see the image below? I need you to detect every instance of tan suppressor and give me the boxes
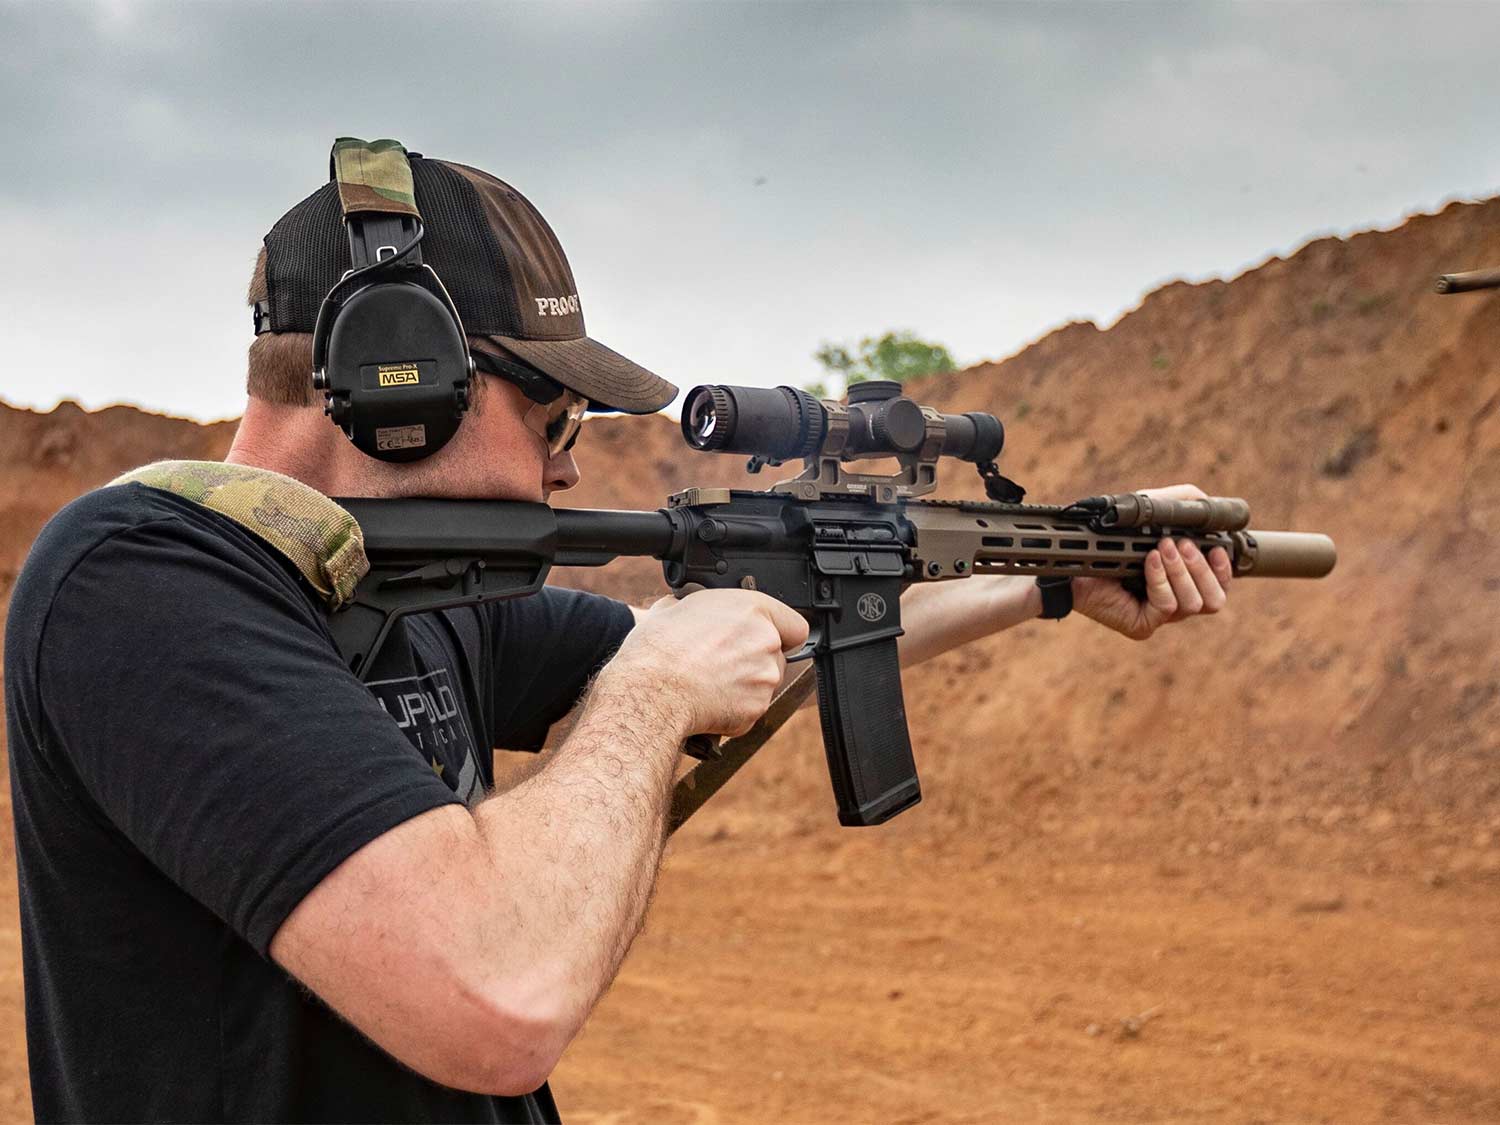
[1229,530,1335,578]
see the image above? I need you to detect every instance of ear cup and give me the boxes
[321,281,471,463]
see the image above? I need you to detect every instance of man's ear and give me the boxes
[466,369,486,417]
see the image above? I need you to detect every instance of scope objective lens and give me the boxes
[688,395,718,443]
[681,385,824,459]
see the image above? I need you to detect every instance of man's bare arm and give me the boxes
[270,590,808,1096]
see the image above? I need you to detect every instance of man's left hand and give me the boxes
[1071,483,1233,641]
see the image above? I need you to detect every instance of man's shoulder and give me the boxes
[17,482,261,593]
[11,484,165,618]
[28,482,164,560]
[7,482,304,657]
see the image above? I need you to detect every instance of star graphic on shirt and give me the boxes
[430,757,445,779]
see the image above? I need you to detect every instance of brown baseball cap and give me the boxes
[256,154,677,414]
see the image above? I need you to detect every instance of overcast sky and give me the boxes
[3,1,1498,422]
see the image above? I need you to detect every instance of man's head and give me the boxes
[235,152,676,501]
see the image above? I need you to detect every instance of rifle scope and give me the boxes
[682,382,1005,464]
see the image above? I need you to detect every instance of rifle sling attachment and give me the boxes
[1036,575,1074,619]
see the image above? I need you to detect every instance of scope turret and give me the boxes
[681,383,1005,465]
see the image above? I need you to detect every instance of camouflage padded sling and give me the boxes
[110,461,369,610]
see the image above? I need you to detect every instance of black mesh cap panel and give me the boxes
[409,161,518,331]
[263,181,345,333]
[262,159,521,335]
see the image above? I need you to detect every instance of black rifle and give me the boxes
[333,381,1335,829]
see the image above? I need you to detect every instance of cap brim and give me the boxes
[482,335,677,415]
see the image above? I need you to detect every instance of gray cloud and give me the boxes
[2,1,1498,420]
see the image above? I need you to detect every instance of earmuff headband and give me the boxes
[329,137,421,219]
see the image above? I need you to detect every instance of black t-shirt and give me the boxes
[3,483,635,1123]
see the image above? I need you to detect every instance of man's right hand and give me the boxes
[602,589,810,740]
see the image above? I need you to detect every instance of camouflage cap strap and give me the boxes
[109,461,369,610]
[329,137,420,219]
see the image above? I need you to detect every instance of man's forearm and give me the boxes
[897,573,1044,668]
[471,667,681,1033]
[490,573,1042,1005]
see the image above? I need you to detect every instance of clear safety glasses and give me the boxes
[470,348,588,456]
[523,391,587,456]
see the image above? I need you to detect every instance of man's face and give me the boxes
[391,373,582,503]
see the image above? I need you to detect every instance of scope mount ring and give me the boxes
[770,448,941,502]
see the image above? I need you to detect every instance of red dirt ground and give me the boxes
[1,197,1498,1122]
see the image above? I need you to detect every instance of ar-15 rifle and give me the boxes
[332,380,1335,829]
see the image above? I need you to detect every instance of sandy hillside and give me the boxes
[2,197,1499,1122]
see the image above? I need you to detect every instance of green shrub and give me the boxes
[814,331,957,389]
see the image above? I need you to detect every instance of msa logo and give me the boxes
[377,364,421,387]
[856,593,887,622]
[535,294,581,317]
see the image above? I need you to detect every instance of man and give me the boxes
[4,150,1232,1123]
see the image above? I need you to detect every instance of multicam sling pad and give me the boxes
[110,461,368,610]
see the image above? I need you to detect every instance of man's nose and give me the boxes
[543,450,580,497]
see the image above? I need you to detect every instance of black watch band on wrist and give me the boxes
[1036,576,1074,620]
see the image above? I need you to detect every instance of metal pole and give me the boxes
[1435,267,1500,294]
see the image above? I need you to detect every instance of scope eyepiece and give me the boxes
[941,412,1005,464]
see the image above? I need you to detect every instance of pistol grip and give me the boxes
[813,637,921,826]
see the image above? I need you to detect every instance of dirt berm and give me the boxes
[1,198,1497,1122]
